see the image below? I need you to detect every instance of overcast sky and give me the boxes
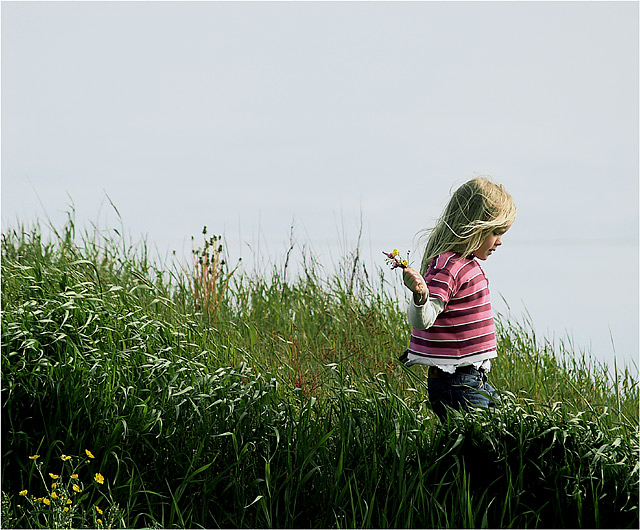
[2,1,638,364]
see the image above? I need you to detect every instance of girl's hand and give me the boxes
[403,267,428,305]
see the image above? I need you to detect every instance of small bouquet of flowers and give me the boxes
[382,248,409,270]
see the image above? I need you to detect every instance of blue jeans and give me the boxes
[427,365,498,421]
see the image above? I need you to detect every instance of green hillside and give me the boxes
[2,219,637,528]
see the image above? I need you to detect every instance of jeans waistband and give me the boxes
[428,365,481,379]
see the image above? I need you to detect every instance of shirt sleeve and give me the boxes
[407,296,445,330]
[425,266,455,304]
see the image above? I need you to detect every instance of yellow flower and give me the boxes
[51,491,58,500]
[383,248,410,270]
[70,473,78,479]
[42,498,51,506]
[97,519,103,526]
[19,490,27,496]
[51,483,57,490]
[73,484,82,493]
[61,454,72,461]
[49,473,59,480]
[94,472,104,485]
[96,505,103,515]
[66,498,73,505]
[28,455,40,460]
[63,507,69,512]
[85,449,95,459]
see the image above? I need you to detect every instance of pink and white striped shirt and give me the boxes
[406,251,497,369]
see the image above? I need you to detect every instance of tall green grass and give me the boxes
[2,217,638,528]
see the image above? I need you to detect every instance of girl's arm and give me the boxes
[402,267,428,305]
[403,266,445,330]
[407,296,444,330]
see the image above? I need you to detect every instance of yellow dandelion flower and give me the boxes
[85,449,95,459]
[96,505,103,515]
[97,519,103,525]
[66,498,73,505]
[94,472,104,485]
[28,454,40,460]
[402,260,409,267]
[73,484,82,493]
[51,483,57,490]
[51,491,58,500]
[63,507,69,512]
[19,490,27,496]
[392,248,399,256]
[49,473,59,480]
[42,498,51,506]
[70,473,78,479]
[61,454,72,461]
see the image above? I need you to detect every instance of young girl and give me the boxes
[400,177,516,421]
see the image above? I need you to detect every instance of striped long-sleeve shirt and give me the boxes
[405,251,497,369]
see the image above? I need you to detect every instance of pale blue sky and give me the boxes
[2,1,638,366]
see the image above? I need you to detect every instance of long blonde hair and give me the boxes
[419,177,517,274]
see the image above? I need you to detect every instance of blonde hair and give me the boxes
[419,177,517,274]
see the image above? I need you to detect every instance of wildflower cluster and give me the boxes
[7,449,123,529]
[382,248,409,270]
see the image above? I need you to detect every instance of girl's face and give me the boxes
[473,226,510,260]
